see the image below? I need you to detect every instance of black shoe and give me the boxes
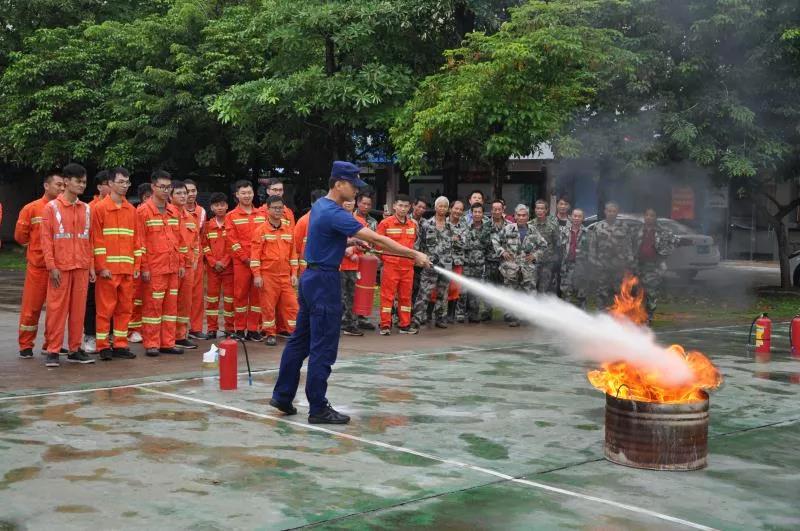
[481,314,492,322]
[308,403,350,424]
[112,348,137,359]
[265,335,277,346]
[245,331,263,342]
[188,330,209,340]
[468,318,481,323]
[269,398,297,415]
[145,348,160,357]
[342,326,364,337]
[159,347,184,355]
[176,339,198,350]
[19,348,34,359]
[223,329,235,338]
[59,348,70,354]
[67,351,95,364]
[434,321,448,329]
[399,326,419,335]
[45,353,60,367]
[99,349,113,361]
[357,320,376,331]
[276,331,292,339]
[229,331,246,341]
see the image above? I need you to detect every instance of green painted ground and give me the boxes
[0,327,798,530]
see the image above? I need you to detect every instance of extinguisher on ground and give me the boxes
[747,313,772,359]
[790,315,800,358]
[218,336,253,390]
[353,254,379,317]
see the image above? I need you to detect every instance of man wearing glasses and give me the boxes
[91,167,139,361]
[264,177,296,227]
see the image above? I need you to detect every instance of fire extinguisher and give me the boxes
[790,315,800,358]
[353,254,379,317]
[748,313,772,357]
[218,336,253,390]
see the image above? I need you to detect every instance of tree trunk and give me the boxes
[490,158,506,200]
[757,190,800,289]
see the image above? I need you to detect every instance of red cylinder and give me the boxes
[790,315,800,358]
[754,314,772,357]
[218,338,238,391]
[353,254,379,317]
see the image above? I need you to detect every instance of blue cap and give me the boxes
[331,161,367,188]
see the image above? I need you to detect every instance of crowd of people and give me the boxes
[14,164,677,367]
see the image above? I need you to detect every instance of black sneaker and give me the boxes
[19,348,34,359]
[45,353,60,367]
[434,321,448,329]
[342,326,364,337]
[159,347,184,355]
[357,320,376,331]
[276,331,292,339]
[468,318,481,323]
[145,348,160,357]
[223,330,235,338]
[399,326,419,335]
[99,349,113,361]
[269,398,297,415]
[309,403,350,424]
[176,339,198,350]
[265,335,277,346]
[112,348,137,359]
[67,351,95,364]
[245,331,263,342]
[188,330,209,340]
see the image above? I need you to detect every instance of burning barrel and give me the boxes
[604,391,709,471]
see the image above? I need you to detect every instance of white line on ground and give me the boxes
[138,386,717,531]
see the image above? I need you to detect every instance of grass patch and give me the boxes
[0,245,27,271]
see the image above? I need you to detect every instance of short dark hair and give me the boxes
[94,169,109,186]
[44,171,62,184]
[265,177,282,188]
[413,197,428,207]
[109,167,129,181]
[451,200,465,209]
[63,163,87,179]
[151,169,172,183]
[491,198,505,207]
[209,192,228,205]
[234,179,252,192]
[557,195,571,204]
[170,180,186,194]
[469,189,484,200]
[470,202,484,212]
[328,177,341,189]
[310,189,327,203]
[183,178,198,188]
[356,192,372,203]
[265,195,284,208]
[644,207,657,215]
[395,193,411,204]
[534,199,548,208]
[137,183,151,201]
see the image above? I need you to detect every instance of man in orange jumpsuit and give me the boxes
[339,199,365,337]
[137,170,186,357]
[251,196,299,346]
[294,189,327,278]
[41,163,95,367]
[203,192,234,337]
[184,179,209,340]
[128,183,152,343]
[81,170,111,354]
[15,171,64,358]
[376,194,418,336]
[264,177,296,227]
[225,180,265,341]
[170,181,200,350]
[91,167,139,361]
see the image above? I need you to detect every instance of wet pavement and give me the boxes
[1,321,798,530]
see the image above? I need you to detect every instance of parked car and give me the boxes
[789,250,800,287]
[583,214,720,279]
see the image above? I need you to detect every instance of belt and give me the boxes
[306,264,339,272]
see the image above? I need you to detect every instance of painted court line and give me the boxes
[138,386,717,531]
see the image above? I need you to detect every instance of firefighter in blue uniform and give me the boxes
[270,161,431,424]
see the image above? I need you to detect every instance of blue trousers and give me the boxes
[272,269,342,415]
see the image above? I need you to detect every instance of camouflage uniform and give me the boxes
[449,217,469,321]
[587,219,635,309]
[481,218,510,320]
[559,224,589,307]
[632,224,678,319]
[460,221,493,321]
[494,223,548,321]
[413,217,455,326]
[530,216,561,293]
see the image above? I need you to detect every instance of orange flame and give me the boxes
[587,275,723,403]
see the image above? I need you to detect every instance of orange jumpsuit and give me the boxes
[224,205,265,333]
[176,206,200,340]
[294,211,310,276]
[376,216,417,329]
[41,196,92,354]
[136,199,185,349]
[92,195,139,351]
[129,278,144,334]
[250,220,298,336]
[187,205,207,332]
[203,217,234,333]
[15,195,52,351]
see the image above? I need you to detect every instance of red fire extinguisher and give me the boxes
[353,254,379,317]
[748,313,772,358]
[218,338,238,391]
[790,315,800,358]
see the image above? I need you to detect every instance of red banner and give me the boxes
[671,186,695,220]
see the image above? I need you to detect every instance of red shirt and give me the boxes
[568,228,580,262]
[639,227,657,261]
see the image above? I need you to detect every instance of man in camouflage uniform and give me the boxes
[530,199,561,293]
[587,201,635,309]
[413,196,455,329]
[493,204,548,327]
[559,208,589,307]
[355,193,378,231]
[481,199,510,321]
[460,202,493,322]
[448,200,469,322]
[632,208,678,323]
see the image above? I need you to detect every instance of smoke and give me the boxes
[434,267,694,385]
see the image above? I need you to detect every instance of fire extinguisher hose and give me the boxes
[232,335,253,386]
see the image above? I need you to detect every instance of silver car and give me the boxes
[584,214,720,279]
[789,251,800,286]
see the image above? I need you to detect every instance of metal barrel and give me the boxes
[604,391,709,471]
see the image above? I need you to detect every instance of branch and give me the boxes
[757,190,800,221]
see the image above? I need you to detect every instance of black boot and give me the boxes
[446,301,456,323]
